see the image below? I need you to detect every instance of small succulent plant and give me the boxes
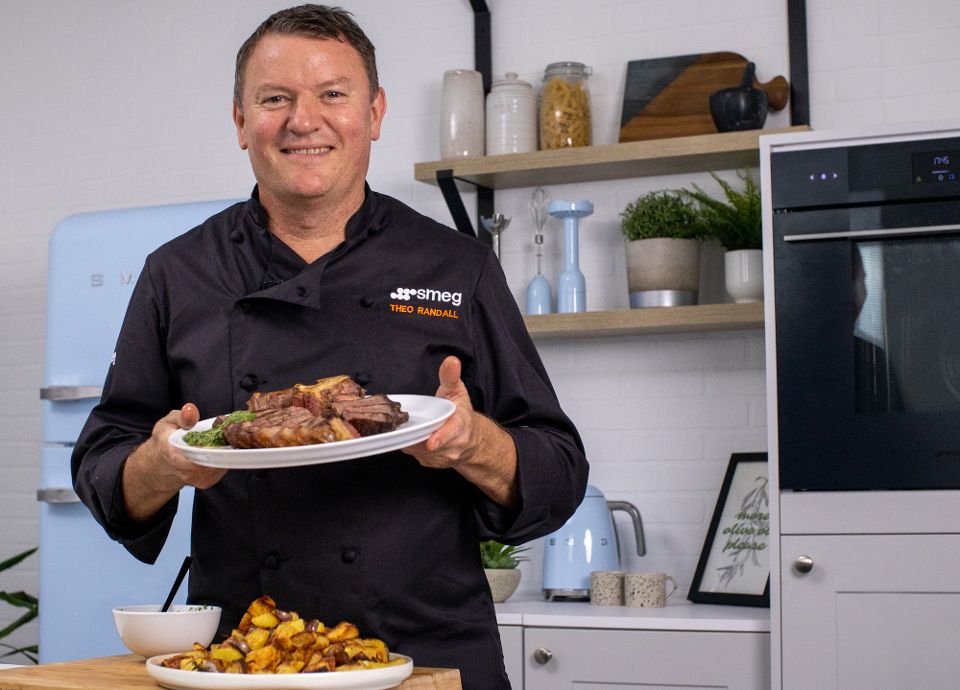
[479,540,531,569]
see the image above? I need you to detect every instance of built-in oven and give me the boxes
[765,125,960,491]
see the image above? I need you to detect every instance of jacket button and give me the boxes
[355,373,370,386]
[229,230,244,244]
[296,285,308,297]
[263,552,281,570]
[360,295,374,307]
[341,548,358,564]
[240,375,258,391]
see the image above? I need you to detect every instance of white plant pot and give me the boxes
[724,249,764,303]
[485,568,521,603]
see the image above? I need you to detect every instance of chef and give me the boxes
[71,5,588,689]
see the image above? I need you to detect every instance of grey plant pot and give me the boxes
[625,237,701,307]
[485,568,521,603]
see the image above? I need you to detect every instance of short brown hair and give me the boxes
[234,4,379,106]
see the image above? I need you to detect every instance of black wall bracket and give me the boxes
[437,169,493,240]
[787,0,810,126]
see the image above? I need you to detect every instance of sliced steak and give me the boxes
[330,394,410,436]
[227,376,407,448]
[246,388,298,412]
[246,375,365,415]
[222,407,361,448]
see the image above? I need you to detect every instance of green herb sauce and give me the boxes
[183,410,257,447]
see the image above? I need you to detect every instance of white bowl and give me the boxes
[112,604,221,657]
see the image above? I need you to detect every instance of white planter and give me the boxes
[485,568,521,603]
[724,249,764,303]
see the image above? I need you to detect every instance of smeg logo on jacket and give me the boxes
[388,286,462,320]
[390,286,462,307]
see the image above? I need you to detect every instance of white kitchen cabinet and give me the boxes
[497,624,523,689]
[523,626,769,689]
[779,532,960,690]
[771,491,960,689]
[496,598,769,690]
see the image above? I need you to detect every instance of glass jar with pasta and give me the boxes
[538,61,593,149]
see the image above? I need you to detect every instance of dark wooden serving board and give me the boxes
[619,51,789,142]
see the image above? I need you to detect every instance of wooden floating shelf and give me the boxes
[414,127,809,190]
[522,302,765,340]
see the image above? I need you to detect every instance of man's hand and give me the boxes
[402,356,518,507]
[122,403,227,521]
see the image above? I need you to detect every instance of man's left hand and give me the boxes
[402,356,518,506]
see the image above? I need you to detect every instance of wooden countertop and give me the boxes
[0,654,461,690]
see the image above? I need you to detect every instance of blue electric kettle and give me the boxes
[542,484,646,600]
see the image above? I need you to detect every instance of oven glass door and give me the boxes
[774,200,960,490]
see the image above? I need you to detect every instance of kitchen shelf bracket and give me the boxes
[436,169,493,239]
[787,0,810,125]
[470,0,492,93]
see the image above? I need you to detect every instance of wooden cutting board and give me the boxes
[619,51,789,142]
[0,655,462,690]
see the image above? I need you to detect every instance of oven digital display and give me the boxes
[912,150,960,183]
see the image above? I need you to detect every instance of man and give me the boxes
[72,5,588,689]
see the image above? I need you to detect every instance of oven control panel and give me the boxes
[912,149,960,184]
[771,135,960,210]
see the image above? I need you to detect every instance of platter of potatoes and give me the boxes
[145,595,412,690]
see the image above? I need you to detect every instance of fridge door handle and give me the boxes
[37,488,81,504]
[40,385,103,401]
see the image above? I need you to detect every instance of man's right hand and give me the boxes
[121,403,228,521]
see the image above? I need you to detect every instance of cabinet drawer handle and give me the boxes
[533,647,553,665]
[794,555,814,574]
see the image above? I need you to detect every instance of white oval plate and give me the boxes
[145,653,413,690]
[169,395,455,470]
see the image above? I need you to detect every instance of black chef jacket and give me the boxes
[72,186,588,690]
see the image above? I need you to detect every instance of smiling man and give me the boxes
[71,6,588,690]
[232,29,384,262]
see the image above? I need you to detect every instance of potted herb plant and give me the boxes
[480,540,530,603]
[682,168,763,303]
[619,189,709,308]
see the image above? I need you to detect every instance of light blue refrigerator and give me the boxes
[38,199,239,662]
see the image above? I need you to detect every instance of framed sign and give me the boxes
[688,453,770,607]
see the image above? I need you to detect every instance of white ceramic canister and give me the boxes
[485,72,537,155]
[439,69,485,159]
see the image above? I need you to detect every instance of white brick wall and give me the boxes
[1,0,958,655]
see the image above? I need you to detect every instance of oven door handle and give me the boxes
[783,223,960,242]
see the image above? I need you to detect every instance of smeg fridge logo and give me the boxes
[90,272,136,287]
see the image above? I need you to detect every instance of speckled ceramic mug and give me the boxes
[624,571,678,608]
[589,570,625,606]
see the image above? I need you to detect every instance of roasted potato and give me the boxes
[161,596,398,675]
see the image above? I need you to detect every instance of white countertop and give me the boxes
[495,594,769,632]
